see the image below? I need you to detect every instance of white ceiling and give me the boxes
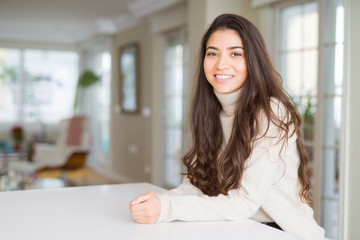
[0,0,182,44]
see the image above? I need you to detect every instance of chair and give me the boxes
[9,115,91,182]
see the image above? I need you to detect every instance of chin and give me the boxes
[214,88,237,94]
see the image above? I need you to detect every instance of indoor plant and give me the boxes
[73,69,100,114]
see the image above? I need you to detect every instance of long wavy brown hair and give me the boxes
[183,14,311,203]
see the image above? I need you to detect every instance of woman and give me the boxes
[129,14,325,240]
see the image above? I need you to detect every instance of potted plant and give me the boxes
[303,97,315,141]
[73,69,100,114]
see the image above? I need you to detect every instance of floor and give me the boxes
[36,166,120,187]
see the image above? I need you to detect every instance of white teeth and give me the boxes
[216,75,233,79]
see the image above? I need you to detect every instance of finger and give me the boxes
[131,207,154,218]
[135,219,148,224]
[129,202,134,212]
[135,217,157,224]
[130,192,154,205]
[130,203,148,214]
[131,208,148,221]
[130,208,145,217]
[130,201,148,212]
[131,207,155,219]
[132,213,158,224]
[129,200,144,209]
[129,203,145,217]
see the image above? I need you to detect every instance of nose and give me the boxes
[216,55,230,69]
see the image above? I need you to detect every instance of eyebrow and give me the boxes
[206,46,244,51]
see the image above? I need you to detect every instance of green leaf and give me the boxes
[73,70,100,114]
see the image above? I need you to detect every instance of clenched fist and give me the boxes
[129,192,161,224]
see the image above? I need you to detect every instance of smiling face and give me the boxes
[204,29,247,94]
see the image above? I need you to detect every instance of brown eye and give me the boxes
[206,52,217,56]
[232,52,242,57]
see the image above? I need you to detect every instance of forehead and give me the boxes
[206,29,243,47]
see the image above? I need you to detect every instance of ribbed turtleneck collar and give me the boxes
[214,88,242,116]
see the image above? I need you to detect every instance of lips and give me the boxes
[215,74,234,82]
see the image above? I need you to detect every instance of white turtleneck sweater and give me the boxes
[157,88,325,240]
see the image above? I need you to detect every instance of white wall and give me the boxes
[111,22,153,183]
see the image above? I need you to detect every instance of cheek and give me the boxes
[204,56,216,69]
[241,66,248,78]
[236,60,247,76]
[243,68,248,80]
[203,59,210,73]
[203,61,211,79]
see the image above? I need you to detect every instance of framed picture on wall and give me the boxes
[119,42,139,113]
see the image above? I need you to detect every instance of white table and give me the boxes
[0,183,301,240]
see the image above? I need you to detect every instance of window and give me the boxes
[0,48,78,127]
[91,51,111,163]
[278,0,319,198]
[278,1,344,239]
[76,36,113,167]
[320,1,344,239]
[161,29,188,188]
[0,48,21,124]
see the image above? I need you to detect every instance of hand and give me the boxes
[129,191,161,224]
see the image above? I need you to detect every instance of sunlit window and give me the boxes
[0,48,21,123]
[278,1,344,239]
[0,48,78,126]
[93,51,111,160]
[162,29,188,188]
[279,0,319,194]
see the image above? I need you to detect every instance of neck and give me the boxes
[214,88,242,115]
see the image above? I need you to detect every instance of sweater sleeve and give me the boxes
[157,102,293,222]
[160,176,204,196]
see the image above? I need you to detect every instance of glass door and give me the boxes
[161,29,188,188]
